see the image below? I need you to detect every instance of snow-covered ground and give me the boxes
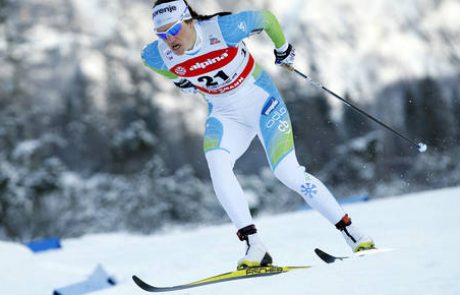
[2,186,460,295]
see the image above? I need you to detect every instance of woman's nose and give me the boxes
[166,34,177,42]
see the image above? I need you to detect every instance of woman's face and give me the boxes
[156,20,196,55]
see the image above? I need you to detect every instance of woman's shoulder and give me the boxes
[216,10,264,32]
[142,40,166,69]
[142,40,160,57]
[217,10,259,22]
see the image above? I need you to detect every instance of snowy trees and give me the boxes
[289,92,340,171]
[342,93,371,140]
[418,77,456,150]
[0,150,224,240]
[404,77,457,151]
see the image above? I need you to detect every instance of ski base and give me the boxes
[315,247,394,264]
[132,265,310,292]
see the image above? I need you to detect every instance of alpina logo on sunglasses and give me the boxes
[153,5,177,17]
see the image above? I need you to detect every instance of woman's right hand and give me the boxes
[173,78,198,94]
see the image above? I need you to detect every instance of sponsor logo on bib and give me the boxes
[209,37,221,45]
[170,47,242,78]
[190,52,229,71]
[174,66,187,75]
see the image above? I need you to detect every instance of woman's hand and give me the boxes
[274,43,296,66]
[174,79,198,94]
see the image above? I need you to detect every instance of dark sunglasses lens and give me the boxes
[156,33,168,39]
[156,21,182,40]
[168,22,183,36]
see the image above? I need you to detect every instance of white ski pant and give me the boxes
[203,71,345,230]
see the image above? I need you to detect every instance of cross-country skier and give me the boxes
[143,0,375,269]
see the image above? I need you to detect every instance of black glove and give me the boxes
[274,43,296,65]
[173,79,198,94]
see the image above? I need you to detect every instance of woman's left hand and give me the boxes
[274,43,296,66]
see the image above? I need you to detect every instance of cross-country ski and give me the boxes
[132,247,395,292]
[314,248,395,264]
[132,265,310,292]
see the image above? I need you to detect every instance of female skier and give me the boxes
[143,0,375,269]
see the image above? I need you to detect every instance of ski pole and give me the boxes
[283,65,427,153]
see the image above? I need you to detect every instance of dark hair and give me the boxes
[153,0,231,21]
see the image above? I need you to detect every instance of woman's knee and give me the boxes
[205,149,235,177]
[273,152,306,188]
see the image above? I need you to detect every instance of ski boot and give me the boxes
[336,214,375,253]
[236,225,273,270]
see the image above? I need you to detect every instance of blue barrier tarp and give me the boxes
[25,237,62,253]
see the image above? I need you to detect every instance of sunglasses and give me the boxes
[154,6,189,40]
[155,19,183,40]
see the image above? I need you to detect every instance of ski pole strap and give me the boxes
[335,214,352,231]
[237,224,257,241]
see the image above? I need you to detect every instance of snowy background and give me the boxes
[1,0,460,256]
[1,186,460,294]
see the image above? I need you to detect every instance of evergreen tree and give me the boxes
[289,93,340,170]
[417,77,456,150]
[452,87,460,141]
[403,85,421,140]
[342,93,371,139]
[0,0,7,23]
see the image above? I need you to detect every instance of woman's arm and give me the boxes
[218,10,287,49]
[141,41,178,80]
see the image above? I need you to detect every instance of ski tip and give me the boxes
[314,248,330,258]
[132,275,144,286]
[314,248,338,264]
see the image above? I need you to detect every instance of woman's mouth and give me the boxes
[172,44,181,51]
